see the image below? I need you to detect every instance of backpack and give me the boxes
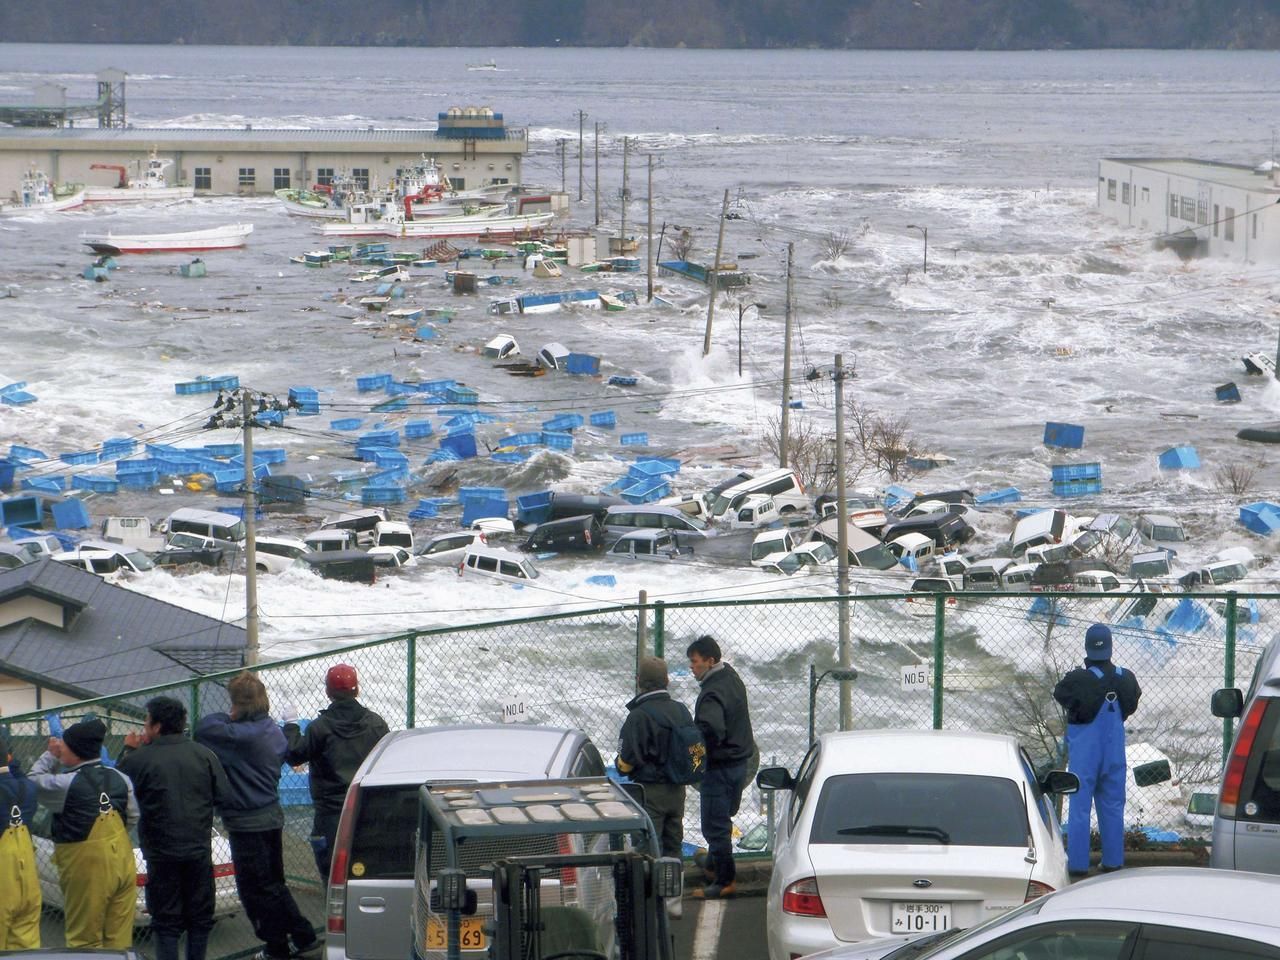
[642,701,706,786]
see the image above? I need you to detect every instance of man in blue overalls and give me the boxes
[1053,623,1142,878]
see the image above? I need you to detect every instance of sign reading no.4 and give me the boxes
[501,696,528,723]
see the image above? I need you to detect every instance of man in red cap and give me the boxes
[281,664,389,878]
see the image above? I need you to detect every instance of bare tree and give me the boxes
[670,227,695,261]
[819,230,853,261]
[1215,461,1260,497]
[845,398,921,482]
[758,414,833,490]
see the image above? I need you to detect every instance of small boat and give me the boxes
[531,257,562,279]
[385,306,425,323]
[599,294,627,312]
[276,187,350,219]
[79,223,253,255]
[83,152,196,203]
[467,59,499,71]
[0,169,85,216]
[319,207,555,241]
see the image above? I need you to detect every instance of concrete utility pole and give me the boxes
[779,242,795,466]
[576,111,586,201]
[619,136,630,249]
[702,189,730,357]
[241,391,260,666]
[646,155,654,303]
[556,138,567,193]
[594,122,601,226]
[833,353,852,729]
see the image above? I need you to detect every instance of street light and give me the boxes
[906,223,928,274]
[808,664,860,747]
[736,301,767,377]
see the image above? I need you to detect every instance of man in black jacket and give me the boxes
[119,696,230,960]
[282,663,390,878]
[687,635,755,900]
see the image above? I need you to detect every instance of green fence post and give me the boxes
[191,679,200,723]
[1224,592,1237,767]
[406,633,417,729]
[932,594,945,730]
[653,601,665,659]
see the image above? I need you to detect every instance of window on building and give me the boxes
[194,167,211,191]
[451,177,466,190]
[1141,187,1150,204]
[1197,200,1208,225]
[352,168,370,190]
[1180,197,1196,221]
[273,168,291,190]
[1169,194,1179,217]
[1122,182,1131,204]
[1214,204,1220,237]
[1225,207,1236,242]
[238,167,256,190]
[1107,179,1116,200]
[491,178,509,185]
[316,167,335,186]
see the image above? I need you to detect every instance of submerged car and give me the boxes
[757,729,1075,959]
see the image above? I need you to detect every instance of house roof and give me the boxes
[1103,157,1280,195]
[0,559,245,702]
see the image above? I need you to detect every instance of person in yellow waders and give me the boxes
[29,718,139,949]
[0,732,41,949]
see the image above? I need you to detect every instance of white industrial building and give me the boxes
[0,107,528,198]
[1097,157,1280,263]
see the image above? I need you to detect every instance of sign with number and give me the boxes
[501,696,527,723]
[900,664,930,691]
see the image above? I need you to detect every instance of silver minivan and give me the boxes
[1211,634,1280,875]
[325,725,606,960]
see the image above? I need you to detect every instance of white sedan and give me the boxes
[758,730,1074,960]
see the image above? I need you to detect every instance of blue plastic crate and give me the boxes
[1050,462,1102,482]
[357,373,393,392]
[1240,502,1280,535]
[9,446,48,463]
[498,432,541,448]
[359,430,400,449]
[619,433,648,446]
[254,448,288,466]
[22,476,65,493]
[418,379,457,394]
[490,451,528,464]
[174,378,215,395]
[0,388,36,406]
[1052,479,1103,497]
[289,386,318,403]
[205,443,243,459]
[208,375,239,391]
[404,420,434,439]
[213,468,246,493]
[1158,446,1200,470]
[621,479,671,504]
[0,495,43,528]
[564,353,601,376]
[542,414,585,432]
[438,433,477,459]
[415,326,437,340]
[1216,382,1242,403]
[101,438,137,460]
[386,381,419,397]
[629,459,679,479]
[462,496,508,526]
[255,410,284,426]
[0,462,13,492]
[374,450,409,469]
[59,451,99,466]
[516,492,553,525]
[330,418,363,431]
[974,486,1022,505]
[115,458,158,474]
[362,485,406,505]
[445,386,479,405]
[589,411,617,429]
[373,398,409,413]
[52,499,92,530]
[541,431,575,450]
[1043,422,1085,449]
[118,470,159,490]
[72,474,120,494]
[608,376,638,387]
[882,484,914,509]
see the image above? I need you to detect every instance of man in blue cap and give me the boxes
[1053,623,1142,878]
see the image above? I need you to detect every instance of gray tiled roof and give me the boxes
[0,559,245,701]
[0,128,525,144]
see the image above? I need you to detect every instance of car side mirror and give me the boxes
[756,766,795,791]
[1040,770,1079,795]
[1132,759,1172,788]
[1211,687,1244,719]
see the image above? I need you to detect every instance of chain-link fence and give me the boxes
[2,588,1269,958]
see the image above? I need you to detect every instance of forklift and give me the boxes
[413,776,682,960]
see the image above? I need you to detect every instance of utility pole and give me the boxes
[240,391,260,666]
[556,138,567,193]
[779,242,795,466]
[833,353,852,729]
[646,155,654,303]
[702,189,730,357]
[619,136,630,251]
[576,110,586,201]
[594,121,602,226]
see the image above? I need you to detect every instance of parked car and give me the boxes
[752,528,802,566]
[522,514,606,553]
[1008,509,1070,559]
[707,467,810,518]
[725,494,782,530]
[607,529,692,561]
[11,533,64,560]
[810,519,898,570]
[305,529,361,553]
[373,520,414,551]
[367,546,416,568]
[415,530,483,564]
[0,543,33,570]
[460,544,539,583]
[546,492,629,523]
[905,577,958,615]
[481,334,520,359]
[30,805,239,926]
[1137,512,1187,544]
[1210,631,1280,874]
[321,508,388,546]
[814,494,887,536]
[880,511,975,551]
[161,508,246,554]
[253,534,310,574]
[325,724,608,960]
[100,516,166,552]
[603,504,715,547]
[536,341,570,369]
[153,532,228,569]
[756,729,1075,958]
[301,549,376,584]
[796,868,1280,960]
[53,541,156,576]
[886,532,936,566]
[961,557,1015,591]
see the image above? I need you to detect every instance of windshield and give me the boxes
[1209,563,1247,585]
[752,539,786,561]
[856,542,899,570]
[125,550,155,571]
[681,512,708,530]
[804,542,836,564]
[770,554,803,575]
[1130,558,1170,579]
[168,533,204,549]
[810,773,1029,846]
[1187,792,1216,815]
[710,494,734,518]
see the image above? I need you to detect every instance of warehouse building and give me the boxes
[1097,157,1280,263]
[0,106,527,198]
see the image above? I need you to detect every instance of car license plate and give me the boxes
[891,902,951,934]
[424,916,487,951]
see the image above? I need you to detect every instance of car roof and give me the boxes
[168,507,241,523]
[1140,513,1181,524]
[465,544,529,560]
[256,534,308,547]
[359,724,582,786]
[814,729,1022,774]
[618,529,666,541]
[1035,868,1280,931]
[606,504,683,515]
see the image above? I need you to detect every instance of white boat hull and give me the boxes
[0,189,86,216]
[83,185,196,203]
[319,211,554,240]
[277,195,349,219]
[79,223,254,254]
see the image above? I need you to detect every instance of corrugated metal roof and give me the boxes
[0,559,245,699]
[1105,157,1280,194]
[0,127,524,144]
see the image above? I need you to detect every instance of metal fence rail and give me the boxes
[3,588,1269,959]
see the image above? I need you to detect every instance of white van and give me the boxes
[460,544,539,584]
[373,520,414,551]
[726,494,781,531]
[1009,509,1070,558]
[163,508,246,553]
[751,529,801,566]
[708,467,809,519]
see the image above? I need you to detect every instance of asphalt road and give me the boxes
[671,894,769,960]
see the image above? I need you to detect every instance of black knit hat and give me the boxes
[62,718,107,759]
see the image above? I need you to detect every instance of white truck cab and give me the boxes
[727,495,780,531]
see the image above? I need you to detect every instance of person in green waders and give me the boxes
[29,718,139,948]
[0,731,42,949]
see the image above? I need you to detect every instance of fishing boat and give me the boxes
[466,59,499,71]
[318,203,554,241]
[79,223,254,255]
[0,169,86,215]
[396,155,512,207]
[83,152,196,202]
